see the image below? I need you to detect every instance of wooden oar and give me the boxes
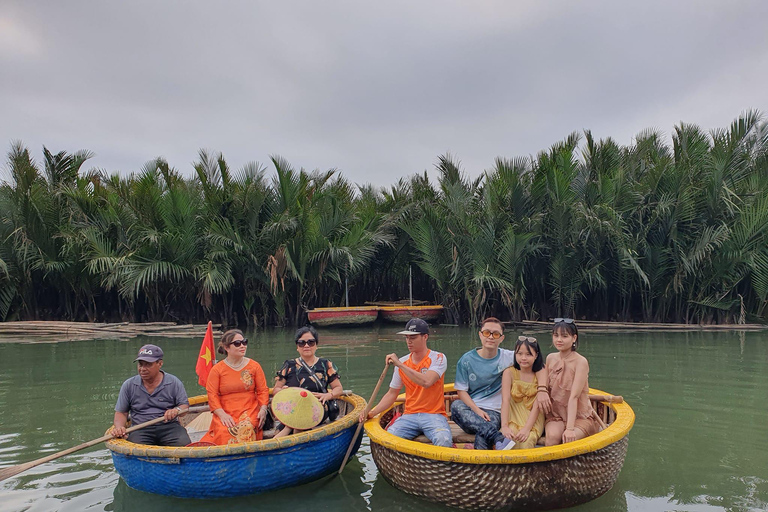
[0,405,208,482]
[588,394,623,403]
[337,361,390,475]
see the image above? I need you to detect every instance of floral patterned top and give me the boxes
[276,357,340,393]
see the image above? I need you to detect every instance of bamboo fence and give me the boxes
[0,321,223,343]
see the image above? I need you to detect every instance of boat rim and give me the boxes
[364,384,634,464]
[307,306,380,312]
[378,305,444,311]
[106,393,366,458]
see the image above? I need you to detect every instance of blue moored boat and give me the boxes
[106,393,366,498]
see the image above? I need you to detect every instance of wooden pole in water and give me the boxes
[0,405,208,482]
[409,265,413,307]
[338,362,390,475]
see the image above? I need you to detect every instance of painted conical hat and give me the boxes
[271,387,325,430]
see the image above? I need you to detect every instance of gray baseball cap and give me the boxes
[134,344,164,362]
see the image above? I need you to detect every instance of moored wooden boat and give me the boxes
[364,384,634,511]
[306,306,379,326]
[106,393,366,498]
[379,304,444,323]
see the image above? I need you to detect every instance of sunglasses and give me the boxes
[518,335,538,343]
[554,318,575,324]
[296,339,317,347]
[480,329,504,339]
[229,339,248,347]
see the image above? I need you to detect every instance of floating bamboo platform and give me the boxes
[0,321,223,343]
[508,319,768,331]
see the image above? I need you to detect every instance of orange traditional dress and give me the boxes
[201,358,270,445]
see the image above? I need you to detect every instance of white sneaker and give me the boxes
[495,438,516,450]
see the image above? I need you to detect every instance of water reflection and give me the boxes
[0,328,767,511]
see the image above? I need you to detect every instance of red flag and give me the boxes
[195,321,215,387]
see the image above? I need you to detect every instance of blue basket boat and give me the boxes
[106,393,366,498]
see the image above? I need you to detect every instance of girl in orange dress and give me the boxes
[201,329,270,445]
[544,319,601,446]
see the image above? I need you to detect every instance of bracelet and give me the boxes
[174,407,182,414]
[537,385,547,389]
[537,389,548,393]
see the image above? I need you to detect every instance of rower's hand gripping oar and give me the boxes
[337,361,391,475]
[0,405,208,482]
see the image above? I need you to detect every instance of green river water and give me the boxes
[0,326,766,512]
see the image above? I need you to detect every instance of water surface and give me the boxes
[0,326,766,511]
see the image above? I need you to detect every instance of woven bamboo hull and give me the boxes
[307,307,379,326]
[107,394,366,498]
[371,436,628,511]
[365,385,634,511]
[379,305,444,323]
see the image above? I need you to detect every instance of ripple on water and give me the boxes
[0,451,117,512]
[625,491,768,512]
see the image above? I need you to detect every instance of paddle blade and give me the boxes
[0,462,36,482]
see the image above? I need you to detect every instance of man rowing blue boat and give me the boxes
[110,344,191,446]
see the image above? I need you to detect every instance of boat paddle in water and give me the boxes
[338,361,391,474]
[0,405,208,482]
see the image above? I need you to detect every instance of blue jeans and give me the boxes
[450,400,501,450]
[387,413,453,447]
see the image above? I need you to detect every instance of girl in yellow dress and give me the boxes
[494,336,546,449]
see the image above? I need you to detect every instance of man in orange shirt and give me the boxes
[364,318,452,447]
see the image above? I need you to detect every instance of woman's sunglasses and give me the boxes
[229,339,248,347]
[518,335,538,343]
[480,329,504,339]
[296,339,317,347]
[554,318,575,324]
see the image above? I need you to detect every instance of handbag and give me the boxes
[297,358,340,422]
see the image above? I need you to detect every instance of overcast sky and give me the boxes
[2,1,767,187]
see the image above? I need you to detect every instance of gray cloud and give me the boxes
[2,1,767,186]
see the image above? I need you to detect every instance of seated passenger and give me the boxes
[361,319,452,448]
[273,326,343,437]
[200,330,270,445]
[450,317,515,449]
[545,319,601,446]
[451,318,550,449]
[479,336,546,450]
[111,344,191,446]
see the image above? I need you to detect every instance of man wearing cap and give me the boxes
[110,344,191,446]
[362,318,452,447]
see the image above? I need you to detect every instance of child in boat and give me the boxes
[478,336,546,450]
[544,318,601,445]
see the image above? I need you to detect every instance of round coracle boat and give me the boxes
[306,306,379,326]
[379,305,444,323]
[106,393,366,498]
[364,384,634,511]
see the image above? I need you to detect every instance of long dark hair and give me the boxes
[553,319,579,351]
[294,325,319,344]
[512,336,544,372]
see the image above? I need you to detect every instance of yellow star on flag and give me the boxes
[200,347,212,365]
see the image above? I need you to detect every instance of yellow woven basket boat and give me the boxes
[364,384,634,511]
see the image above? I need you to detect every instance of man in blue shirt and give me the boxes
[111,344,191,446]
[451,317,515,449]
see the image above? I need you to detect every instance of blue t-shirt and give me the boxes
[115,372,189,425]
[454,348,515,412]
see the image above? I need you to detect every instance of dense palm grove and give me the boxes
[2,112,768,326]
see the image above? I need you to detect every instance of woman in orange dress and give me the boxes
[201,329,270,445]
